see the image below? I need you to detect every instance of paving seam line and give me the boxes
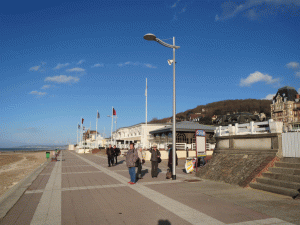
[71,152,225,225]
[0,159,50,220]
[24,180,184,194]
[30,154,62,225]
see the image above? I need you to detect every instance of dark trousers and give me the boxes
[107,155,114,166]
[151,161,158,177]
[136,161,142,179]
[114,155,118,164]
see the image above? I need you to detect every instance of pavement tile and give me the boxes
[62,187,192,225]
[62,172,122,188]
[0,193,42,225]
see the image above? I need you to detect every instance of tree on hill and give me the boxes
[147,99,272,124]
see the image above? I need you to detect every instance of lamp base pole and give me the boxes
[172,175,176,180]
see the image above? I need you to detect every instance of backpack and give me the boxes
[166,169,172,179]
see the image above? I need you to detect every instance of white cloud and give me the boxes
[45,75,79,83]
[286,61,299,69]
[296,71,300,77]
[77,60,85,65]
[54,63,70,70]
[92,63,104,68]
[29,65,41,71]
[66,67,85,72]
[118,61,156,68]
[41,85,51,90]
[29,91,46,96]
[144,63,157,69]
[264,94,275,100]
[240,71,280,87]
[216,0,300,21]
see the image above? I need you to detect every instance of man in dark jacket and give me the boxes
[168,145,178,174]
[106,144,115,167]
[113,145,120,164]
[149,145,161,178]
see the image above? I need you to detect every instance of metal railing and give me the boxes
[215,120,272,137]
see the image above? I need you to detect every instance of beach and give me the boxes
[0,151,51,197]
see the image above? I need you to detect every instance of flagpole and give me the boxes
[77,123,79,146]
[115,116,118,146]
[80,118,82,148]
[111,106,113,145]
[145,78,147,149]
[96,110,98,148]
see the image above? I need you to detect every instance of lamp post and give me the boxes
[143,33,180,180]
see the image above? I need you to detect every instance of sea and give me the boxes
[0,147,65,152]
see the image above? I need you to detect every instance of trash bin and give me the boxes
[46,152,50,159]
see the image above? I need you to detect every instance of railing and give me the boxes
[215,120,273,137]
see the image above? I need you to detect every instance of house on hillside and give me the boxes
[271,86,300,132]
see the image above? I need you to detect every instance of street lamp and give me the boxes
[143,33,180,180]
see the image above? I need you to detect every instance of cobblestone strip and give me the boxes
[30,154,62,225]
[71,152,224,225]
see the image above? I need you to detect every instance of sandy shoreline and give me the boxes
[0,151,53,197]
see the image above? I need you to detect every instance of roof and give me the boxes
[275,86,298,102]
[116,122,169,131]
[150,121,216,134]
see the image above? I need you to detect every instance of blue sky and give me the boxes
[1,0,300,147]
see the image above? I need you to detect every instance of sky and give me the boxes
[1,0,300,147]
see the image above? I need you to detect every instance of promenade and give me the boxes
[0,150,299,225]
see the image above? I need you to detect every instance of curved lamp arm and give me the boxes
[144,33,180,49]
[156,38,180,49]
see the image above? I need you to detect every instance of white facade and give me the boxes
[111,123,169,149]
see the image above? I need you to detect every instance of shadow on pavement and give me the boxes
[158,219,171,225]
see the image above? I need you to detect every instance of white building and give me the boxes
[76,130,104,153]
[111,123,169,149]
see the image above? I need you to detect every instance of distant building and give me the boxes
[112,123,168,148]
[271,86,300,132]
[215,112,260,126]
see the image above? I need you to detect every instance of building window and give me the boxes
[176,133,187,143]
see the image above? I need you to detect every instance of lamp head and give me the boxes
[144,33,156,41]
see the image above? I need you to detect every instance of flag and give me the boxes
[82,118,84,124]
[78,124,80,129]
[113,108,116,116]
[97,111,100,119]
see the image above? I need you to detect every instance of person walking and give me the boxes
[106,144,115,167]
[126,143,139,184]
[136,147,144,180]
[113,145,120,164]
[149,145,161,178]
[168,144,178,175]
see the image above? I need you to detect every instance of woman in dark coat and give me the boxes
[168,145,178,173]
[149,145,161,178]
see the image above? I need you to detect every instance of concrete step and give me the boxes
[249,182,299,198]
[256,177,300,190]
[282,157,300,164]
[275,162,300,169]
[262,172,300,183]
[269,167,300,175]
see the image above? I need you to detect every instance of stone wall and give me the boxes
[196,133,282,187]
[196,153,276,187]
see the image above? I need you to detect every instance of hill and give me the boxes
[149,99,272,124]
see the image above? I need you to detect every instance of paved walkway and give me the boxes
[0,150,299,225]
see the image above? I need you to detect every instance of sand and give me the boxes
[0,151,51,197]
